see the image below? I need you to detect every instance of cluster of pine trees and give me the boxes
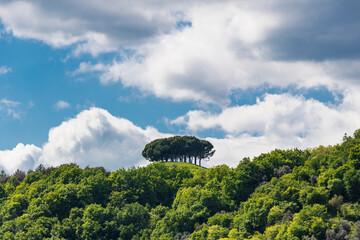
[1,130,360,239]
[142,136,215,166]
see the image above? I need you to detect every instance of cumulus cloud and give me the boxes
[1,0,360,171]
[174,92,360,167]
[0,108,168,173]
[0,143,42,174]
[4,0,358,59]
[76,4,282,104]
[54,100,70,110]
[95,56,360,105]
[204,137,283,168]
[38,107,168,169]
[73,2,360,105]
[2,1,359,104]
[0,66,11,74]
[1,102,359,171]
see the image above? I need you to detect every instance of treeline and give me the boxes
[0,130,360,239]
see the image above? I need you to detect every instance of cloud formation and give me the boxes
[1,1,360,171]
[0,66,11,74]
[2,1,359,104]
[3,1,359,59]
[1,100,360,171]
[71,1,360,105]
[54,100,70,110]
[174,92,360,167]
[0,108,167,173]
[0,98,21,119]
[265,0,360,61]
[38,108,167,169]
[0,143,41,173]
[0,0,189,55]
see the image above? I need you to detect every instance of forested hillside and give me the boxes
[1,130,360,239]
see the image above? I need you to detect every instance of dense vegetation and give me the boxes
[1,130,360,239]
[142,136,215,166]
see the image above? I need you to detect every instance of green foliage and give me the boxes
[299,187,329,205]
[117,203,150,239]
[328,178,346,196]
[343,168,360,200]
[207,212,233,228]
[0,129,360,239]
[142,136,215,166]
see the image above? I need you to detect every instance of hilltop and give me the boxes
[161,161,207,171]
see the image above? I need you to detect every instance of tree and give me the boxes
[142,136,215,166]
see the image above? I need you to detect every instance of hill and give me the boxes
[0,129,360,239]
[160,161,207,173]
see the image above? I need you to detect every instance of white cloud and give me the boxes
[0,143,42,174]
[72,62,106,76]
[175,92,360,167]
[0,99,19,107]
[0,66,11,74]
[0,98,21,119]
[0,0,187,56]
[76,3,360,105]
[1,0,360,171]
[87,4,282,105]
[204,137,282,168]
[54,100,70,110]
[38,107,168,169]
[0,108,168,173]
[2,1,359,105]
[1,101,360,171]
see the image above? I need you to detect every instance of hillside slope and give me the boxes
[1,130,360,239]
[161,161,207,173]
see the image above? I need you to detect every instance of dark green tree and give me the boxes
[142,136,215,166]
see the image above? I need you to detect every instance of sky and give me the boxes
[0,0,360,173]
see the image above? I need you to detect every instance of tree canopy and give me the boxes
[2,130,360,239]
[142,136,215,166]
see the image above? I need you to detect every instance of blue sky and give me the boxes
[0,35,194,148]
[0,0,360,173]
